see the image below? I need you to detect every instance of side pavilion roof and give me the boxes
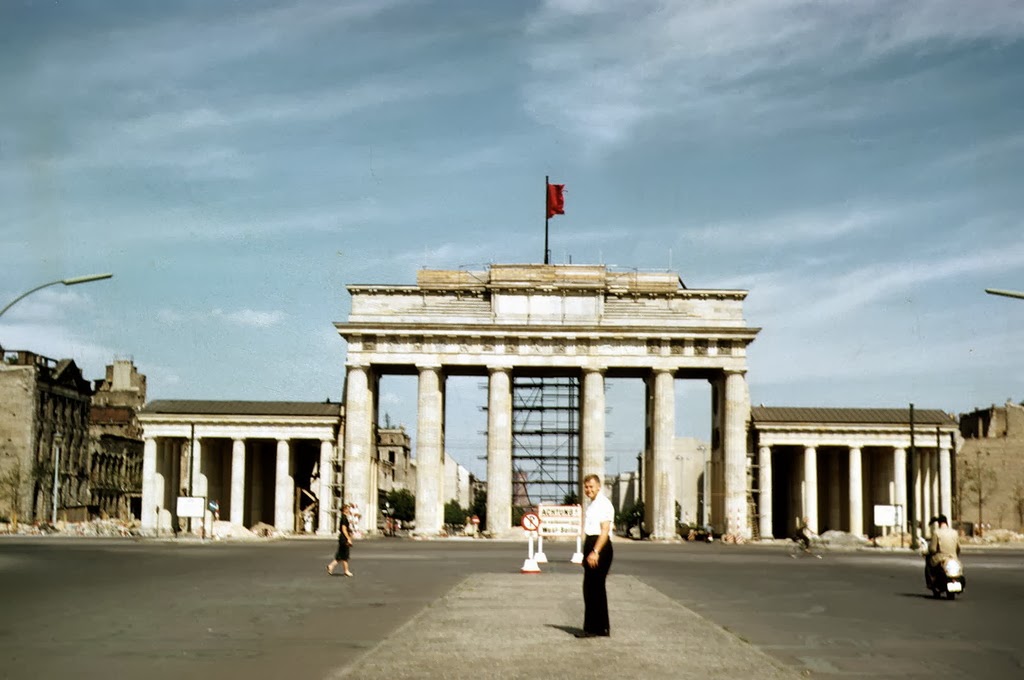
[140,400,341,418]
[751,407,956,427]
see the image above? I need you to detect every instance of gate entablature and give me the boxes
[339,264,759,372]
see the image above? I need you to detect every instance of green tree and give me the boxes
[444,499,467,526]
[470,487,487,530]
[385,488,415,522]
[562,492,579,505]
[616,500,644,531]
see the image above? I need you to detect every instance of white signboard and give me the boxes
[538,504,582,537]
[177,496,206,519]
[873,504,898,527]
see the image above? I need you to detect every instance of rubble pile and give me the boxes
[0,518,140,537]
[249,521,281,539]
[961,528,1024,545]
[208,520,261,541]
[818,530,871,548]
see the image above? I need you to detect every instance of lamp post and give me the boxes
[0,273,113,319]
[985,288,1024,300]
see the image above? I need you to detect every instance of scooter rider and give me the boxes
[925,514,960,582]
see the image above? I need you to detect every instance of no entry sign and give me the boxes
[521,513,541,532]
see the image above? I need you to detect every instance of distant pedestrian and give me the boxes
[577,474,613,638]
[326,504,354,577]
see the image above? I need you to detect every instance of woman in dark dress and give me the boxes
[326,504,354,576]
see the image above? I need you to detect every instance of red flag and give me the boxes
[546,182,565,218]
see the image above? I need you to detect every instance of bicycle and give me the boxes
[788,536,823,559]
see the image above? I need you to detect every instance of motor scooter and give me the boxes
[925,555,966,600]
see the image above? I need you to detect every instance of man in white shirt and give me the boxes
[578,474,614,638]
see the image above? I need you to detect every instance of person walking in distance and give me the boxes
[326,504,354,577]
[578,474,614,638]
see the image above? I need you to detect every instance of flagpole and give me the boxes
[544,175,550,264]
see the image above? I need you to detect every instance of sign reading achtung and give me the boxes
[538,504,582,536]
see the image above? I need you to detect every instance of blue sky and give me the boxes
[3,0,1024,479]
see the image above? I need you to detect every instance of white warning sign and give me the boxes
[538,504,582,537]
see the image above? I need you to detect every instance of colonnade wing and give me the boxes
[751,408,957,539]
[138,407,341,537]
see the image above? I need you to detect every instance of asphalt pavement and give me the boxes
[2,536,1022,680]
[331,570,803,680]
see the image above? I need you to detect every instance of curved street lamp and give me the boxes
[985,288,1024,300]
[0,273,113,319]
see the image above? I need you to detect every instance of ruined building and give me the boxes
[89,360,147,519]
[958,401,1024,533]
[0,349,93,523]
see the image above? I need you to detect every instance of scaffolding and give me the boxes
[509,376,580,513]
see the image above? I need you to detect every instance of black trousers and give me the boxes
[582,535,613,635]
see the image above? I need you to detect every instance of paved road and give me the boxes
[0,537,1021,679]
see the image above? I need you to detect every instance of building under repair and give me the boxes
[336,263,759,539]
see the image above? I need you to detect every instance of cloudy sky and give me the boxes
[3,0,1023,479]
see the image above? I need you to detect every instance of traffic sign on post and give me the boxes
[520,513,541,573]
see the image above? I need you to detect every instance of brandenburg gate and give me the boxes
[336,264,760,538]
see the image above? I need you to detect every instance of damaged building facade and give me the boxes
[0,349,93,523]
[89,359,147,519]
[957,401,1024,533]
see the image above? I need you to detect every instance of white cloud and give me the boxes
[931,131,1024,172]
[0,287,102,324]
[522,0,1024,148]
[735,238,1024,332]
[211,308,287,328]
[156,307,287,328]
[156,309,186,324]
[31,1,409,92]
[683,203,916,249]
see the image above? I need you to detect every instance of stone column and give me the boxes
[803,447,818,533]
[917,450,925,532]
[141,437,158,535]
[848,446,863,537]
[230,439,246,526]
[921,450,933,527]
[318,439,334,536]
[723,371,750,537]
[939,446,952,520]
[188,436,207,536]
[486,367,512,537]
[893,447,907,533]
[249,444,263,524]
[167,440,181,531]
[190,437,207,499]
[414,365,444,536]
[156,440,171,532]
[343,365,373,533]
[758,445,772,539]
[648,369,676,540]
[153,440,165,533]
[274,439,293,533]
[930,449,940,524]
[581,368,607,486]
[828,454,842,530]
